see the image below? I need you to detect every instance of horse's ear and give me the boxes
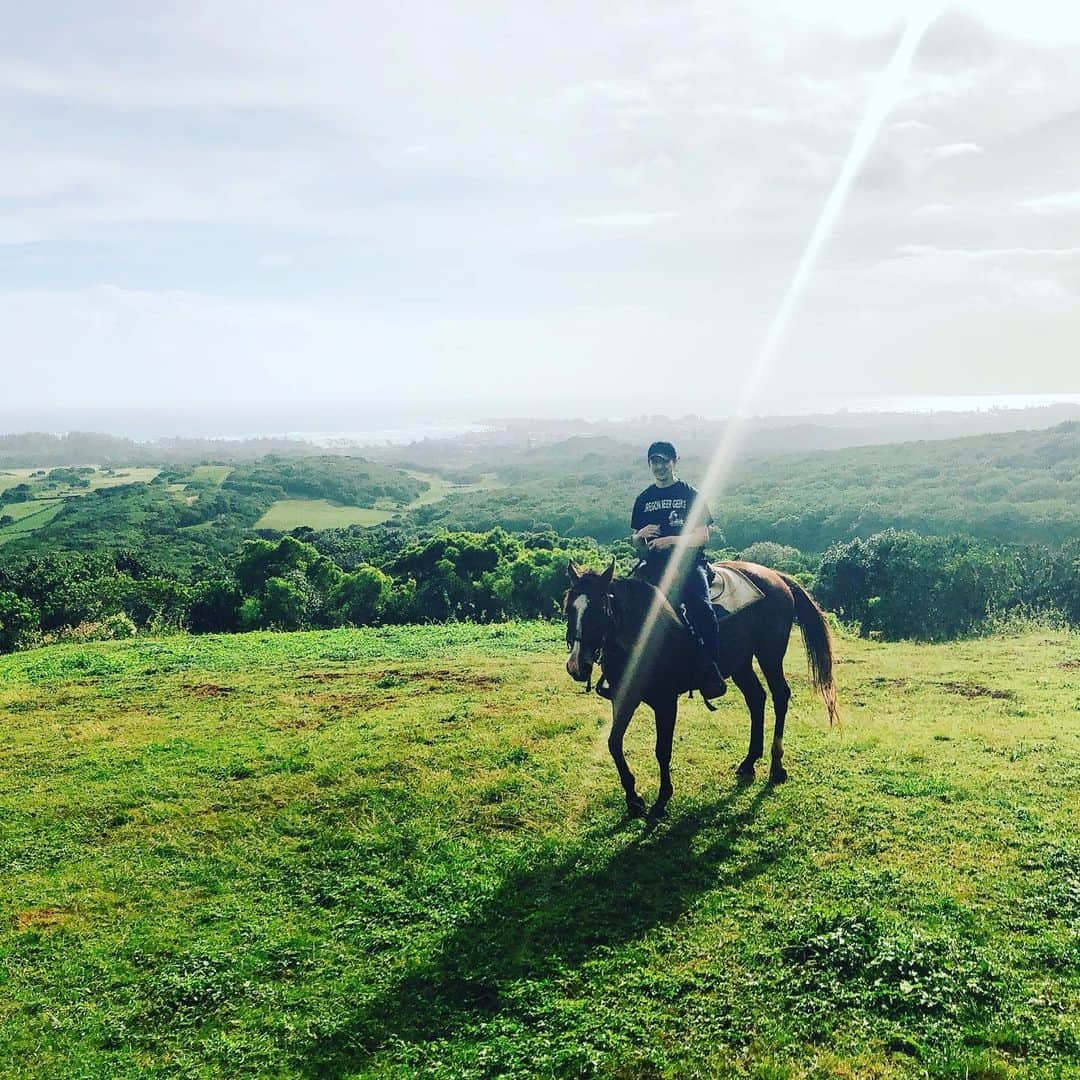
[567,561,581,585]
[600,558,615,586]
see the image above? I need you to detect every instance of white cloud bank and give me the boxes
[1,1,1079,419]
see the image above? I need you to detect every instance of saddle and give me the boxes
[707,563,765,614]
[629,560,765,617]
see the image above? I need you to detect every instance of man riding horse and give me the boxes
[631,440,727,701]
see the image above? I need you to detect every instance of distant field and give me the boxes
[85,467,160,491]
[255,498,394,530]
[0,469,35,494]
[0,624,1077,1077]
[0,468,163,546]
[0,499,60,523]
[0,500,64,545]
[405,468,504,508]
[188,465,231,484]
[0,466,159,498]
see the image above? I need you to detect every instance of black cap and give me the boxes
[647,440,677,461]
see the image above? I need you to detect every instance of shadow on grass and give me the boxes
[298,781,780,1076]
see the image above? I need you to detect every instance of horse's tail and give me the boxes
[779,573,840,726]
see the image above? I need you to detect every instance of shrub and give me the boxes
[0,590,40,653]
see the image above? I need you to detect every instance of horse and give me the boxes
[564,560,839,819]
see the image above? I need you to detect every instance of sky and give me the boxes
[3,1,1080,428]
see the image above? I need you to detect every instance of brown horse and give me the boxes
[565,560,839,818]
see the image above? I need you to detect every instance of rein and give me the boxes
[567,588,618,694]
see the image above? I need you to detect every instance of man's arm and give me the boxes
[646,525,710,552]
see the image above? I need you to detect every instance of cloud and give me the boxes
[928,141,982,160]
[3,1,1080,415]
[1019,191,1080,213]
[576,212,678,229]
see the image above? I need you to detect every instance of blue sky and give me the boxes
[3,1,1080,425]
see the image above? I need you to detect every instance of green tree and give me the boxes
[329,566,392,626]
[0,590,39,652]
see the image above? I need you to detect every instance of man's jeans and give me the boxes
[643,558,721,662]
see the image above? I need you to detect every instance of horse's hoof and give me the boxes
[734,760,755,782]
[769,766,788,784]
[648,802,668,820]
[627,795,648,818]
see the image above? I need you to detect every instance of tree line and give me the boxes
[0,530,603,652]
[2,523,1079,653]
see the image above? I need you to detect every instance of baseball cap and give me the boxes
[646,440,677,462]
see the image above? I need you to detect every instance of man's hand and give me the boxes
[647,535,679,551]
[645,526,709,552]
[635,524,660,543]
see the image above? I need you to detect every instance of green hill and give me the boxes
[1,624,1078,1077]
[409,422,1080,551]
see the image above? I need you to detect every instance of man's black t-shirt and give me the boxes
[631,480,713,572]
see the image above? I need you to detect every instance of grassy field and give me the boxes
[0,498,61,523]
[0,623,1077,1078]
[404,469,505,508]
[255,499,395,530]
[0,469,34,494]
[254,471,506,530]
[188,465,232,485]
[0,467,164,545]
[0,499,64,545]
[0,467,159,496]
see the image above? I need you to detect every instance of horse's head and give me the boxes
[564,559,616,683]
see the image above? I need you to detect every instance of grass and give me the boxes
[0,499,62,523]
[0,623,1078,1077]
[84,468,160,491]
[0,467,164,545]
[249,470,503,532]
[404,469,505,508]
[254,499,395,530]
[188,465,232,485]
[0,500,64,545]
[0,467,159,496]
[0,469,36,494]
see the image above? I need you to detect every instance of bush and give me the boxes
[52,613,138,643]
[816,530,1022,641]
[0,590,39,652]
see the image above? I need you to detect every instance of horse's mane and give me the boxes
[568,571,684,635]
[610,576,684,630]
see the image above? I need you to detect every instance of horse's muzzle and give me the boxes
[566,643,593,682]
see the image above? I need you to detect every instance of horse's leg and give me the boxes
[609,701,647,817]
[650,694,678,818]
[760,656,792,783]
[731,662,767,780]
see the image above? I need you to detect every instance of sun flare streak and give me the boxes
[614,9,941,715]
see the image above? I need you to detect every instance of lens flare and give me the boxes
[615,9,941,715]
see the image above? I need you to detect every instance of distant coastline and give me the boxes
[1,393,1078,445]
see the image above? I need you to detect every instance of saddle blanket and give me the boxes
[709,563,764,614]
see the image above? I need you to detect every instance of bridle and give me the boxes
[566,586,617,693]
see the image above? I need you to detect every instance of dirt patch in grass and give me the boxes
[1058,658,1080,669]
[15,906,73,931]
[4,700,41,714]
[936,680,1015,700]
[297,669,500,689]
[185,684,236,698]
[376,668,501,688]
[870,677,912,690]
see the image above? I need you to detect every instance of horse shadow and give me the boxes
[297,782,781,1076]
